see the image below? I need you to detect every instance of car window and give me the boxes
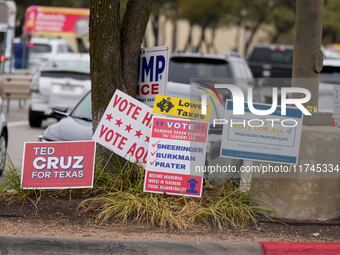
[248,48,294,64]
[40,71,90,80]
[67,45,74,52]
[320,65,340,84]
[43,59,90,73]
[321,65,340,77]
[71,92,92,120]
[31,43,52,53]
[57,44,65,53]
[169,57,231,84]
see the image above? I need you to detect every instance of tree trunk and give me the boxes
[172,18,178,52]
[90,0,152,168]
[184,23,193,52]
[207,27,217,53]
[244,17,264,56]
[271,31,281,44]
[196,26,206,52]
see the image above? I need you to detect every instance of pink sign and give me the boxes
[21,141,96,189]
[24,6,89,37]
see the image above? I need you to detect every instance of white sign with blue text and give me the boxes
[137,46,169,107]
[220,100,303,164]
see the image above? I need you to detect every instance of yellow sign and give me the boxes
[153,95,212,121]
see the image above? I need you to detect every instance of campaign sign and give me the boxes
[153,95,212,121]
[220,101,303,164]
[21,141,95,189]
[93,89,153,165]
[144,117,209,197]
[137,46,169,107]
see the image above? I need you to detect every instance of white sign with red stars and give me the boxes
[92,89,153,165]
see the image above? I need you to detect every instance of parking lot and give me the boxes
[0,100,56,185]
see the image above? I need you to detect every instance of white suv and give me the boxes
[29,53,90,127]
[29,37,73,73]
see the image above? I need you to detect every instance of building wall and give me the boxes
[144,16,269,57]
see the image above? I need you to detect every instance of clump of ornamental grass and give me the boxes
[0,155,44,206]
[80,162,270,230]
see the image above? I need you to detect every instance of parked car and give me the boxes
[319,58,340,113]
[0,97,8,176]
[29,53,90,127]
[29,37,74,73]
[168,51,254,119]
[247,44,294,79]
[39,91,92,141]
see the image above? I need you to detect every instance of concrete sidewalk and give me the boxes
[0,235,261,255]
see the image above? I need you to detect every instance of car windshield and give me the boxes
[31,43,52,53]
[43,59,90,73]
[248,47,294,64]
[71,92,92,121]
[168,57,231,84]
[40,71,90,80]
[321,65,340,78]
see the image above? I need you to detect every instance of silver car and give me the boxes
[29,53,90,127]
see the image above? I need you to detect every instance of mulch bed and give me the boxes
[1,197,339,242]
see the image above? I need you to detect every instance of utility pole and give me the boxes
[292,0,324,115]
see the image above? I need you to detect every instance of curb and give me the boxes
[0,235,261,255]
[260,242,340,255]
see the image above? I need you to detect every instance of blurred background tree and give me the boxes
[178,0,227,53]
[13,0,340,55]
[323,0,340,44]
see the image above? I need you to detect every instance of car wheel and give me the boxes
[0,133,7,176]
[29,108,44,128]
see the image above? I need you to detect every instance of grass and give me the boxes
[80,161,271,230]
[0,154,270,230]
[0,156,44,207]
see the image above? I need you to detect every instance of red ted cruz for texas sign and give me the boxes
[21,141,96,189]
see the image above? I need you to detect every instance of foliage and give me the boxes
[0,156,44,206]
[323,0,340,44]
[0,153,270,230]
[80,163,270,230]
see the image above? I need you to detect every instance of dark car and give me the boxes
[39,91,92,141]
[247,44,294,78]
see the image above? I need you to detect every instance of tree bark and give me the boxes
[90,0,152,168]
[121,0,152,96]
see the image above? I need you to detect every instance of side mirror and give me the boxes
[51,106,68,120]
